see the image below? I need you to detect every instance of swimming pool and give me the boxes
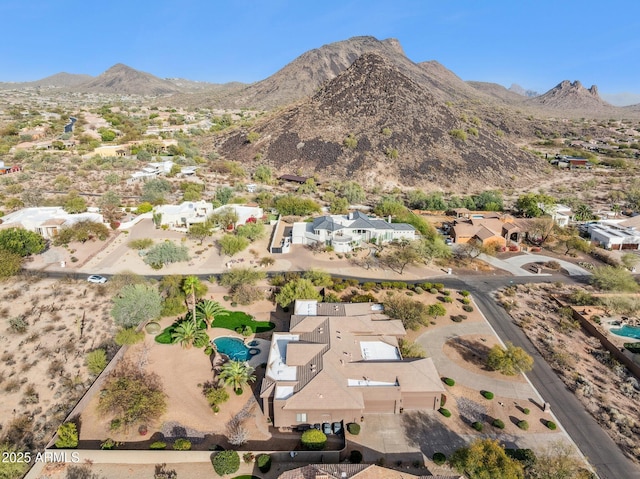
[610,325,640,340]
[213,337,259,361]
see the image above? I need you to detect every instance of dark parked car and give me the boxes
[313,423,321,431]
[322,423,332,435]
[295,424,311,432]
[332,422,343,435]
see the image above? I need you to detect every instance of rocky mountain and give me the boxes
[526,80,613,113]
[467,81,527,105]
[31,72,93,87]
[73,64,180,96]
[214,53,546,191]
[509,84,539,97]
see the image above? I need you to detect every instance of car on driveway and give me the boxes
[87,275,107,284]
[332,422,343,435]
[322,423,332,435]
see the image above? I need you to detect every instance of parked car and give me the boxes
[313,423,321,431]
[87,275,107,284]
[332,422,343,435]
[444,237,453,245]
[295,424,311,432]
[322,423,332,435]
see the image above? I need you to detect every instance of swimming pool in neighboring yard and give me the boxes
[609,325,640,340]
[213,337,260,361]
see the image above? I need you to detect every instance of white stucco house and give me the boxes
[539,203,573,227]
[0,207,104,239]
[153,201,213,230]
[212,204,264,226]
[587,222,640,250]
[291,211,416,253]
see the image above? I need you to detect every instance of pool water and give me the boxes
[610,325,640,340]
[213,337,259,361]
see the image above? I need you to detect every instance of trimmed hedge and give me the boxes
[347,423,361,435]
[256,453,271,473]
[492,419,505,429]
[482,390,494,400]
[213,451,240,476]
[432,452,446,465]
[301,429,327,450]
[349,450,363,464]
[546,420,557,430]
[438,408,451,418]
[173,438,191,450]
[149,441,166,450]
[443,377,455,387]
[472,421,483,431]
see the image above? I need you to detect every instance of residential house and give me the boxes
[0,161,22,175]
[587,222,640,250]
[94,145,129,158]
[0,207,104,239]
[212,204,263,226]
[278,464,464,479]
[291,211,415,253]
[279,174,310,184]
[539,203,573,227]
[260,300,445,428]
[153,201,213,230]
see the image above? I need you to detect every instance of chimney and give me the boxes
[388,215,391,223]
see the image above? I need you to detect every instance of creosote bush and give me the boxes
[443,377,455,386]
[517,420,529,430]
[482,390,494,400]
[546,421,557,430]
[492,419,505,429]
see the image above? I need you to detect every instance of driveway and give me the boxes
[479,252,591,277]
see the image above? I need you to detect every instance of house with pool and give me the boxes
[259,300,444,428]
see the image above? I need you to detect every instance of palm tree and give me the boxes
[218,360,256,393]
[171,321,209,349]
[574,204,594,222]
[196,300,228,329]
[182,275,201,324]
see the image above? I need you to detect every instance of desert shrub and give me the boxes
[100,438,118,450]
[8,316,28,334]
[115,327,145,345]
[523,408,530,415]
[256,453,272,472]
[441,296,453,303]
[517,420,529,430]
[472,421,483,431]
[432,452,446,465]
[135,202,153,214]
[462,304,474,312]
[505,448,537,468]
[0,443,29,478]
[492,419,505,429]
[150,441,167,449]
[441,289,451,296]
[86,349,107,375]
[347,423,361,435]
[439,407,451,417]
[212,450,240,476]
[143,241,190,268]
[301,429,327,450]
[55,422,78,448]
[128,238,154,250]
[429,288,438,294]
[487,342,533,375]
[546,421,557,430]
[482,390,494,400]
[173,438,191,450]
[460,290,470,297]
[443,377,455,386]
[347,449,363,463]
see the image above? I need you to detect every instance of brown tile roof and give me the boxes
[278,464,465,479]
[474,225,499,241]
[286,342,326,366]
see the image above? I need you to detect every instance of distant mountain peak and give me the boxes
[527,79,611,111]
[73,64,179,96]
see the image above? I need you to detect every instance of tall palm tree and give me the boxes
[196,300,228,329]
[171,321,209,349]
[218,360,256,393]
[182,275,201,324]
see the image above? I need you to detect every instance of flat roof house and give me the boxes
[154,201,213,230]
[587,222,640,250]
[0,207,104,239]
[291,211,415,253]
[260,300,445,428]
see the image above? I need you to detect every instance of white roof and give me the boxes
[266,333,299,382]
[294,300,318,316]
[359,341,401,361]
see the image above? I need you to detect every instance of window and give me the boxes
[296,413,307,422]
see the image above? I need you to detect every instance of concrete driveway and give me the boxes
[479,252,591,277]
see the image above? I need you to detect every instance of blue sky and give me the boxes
[2,0,639,103]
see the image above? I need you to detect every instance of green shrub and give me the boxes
[505,448,537,468]
[421,283,433,290]
[461,297,471,305]
[517,420,529,430]
[441,290,451,296]
[434,283,444,290]
[429,288,438,294]
[301,428,327,450]
[462,305,474,312]
[55,422,78,448]
[523,408,530,415]
[472,421,483,431]
[173,438,191,450]
[347,423,361,435]
[212,450,240,476]
[349,450,363,464]
[443,377,455,387]
[449,129,467,141]
[438,408,451,417]
[414,287,424,294]
[442,296,453,303]
[492,419,505,429]
[109,419,121,431]
[150,441,166,450]
[432,452,446,465]
[115,327,145,345]
[482,390,494,400]
[86,349,107,375]
[546,421,557,430]
[362,282,376,291]
[460,290,470,297]
[256,453,271,473]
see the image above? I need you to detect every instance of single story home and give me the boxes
[212,204,264,227]
[260,300,445,428]
[278,464,464,479]
[0,207,104,239]
[153,201,214,230]
[539,203,573,227]
[291,211,415,253]
[587,222,640,250]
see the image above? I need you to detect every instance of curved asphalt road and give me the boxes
[40,270,639,478]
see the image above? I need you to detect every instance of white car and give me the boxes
[87,275,107,284]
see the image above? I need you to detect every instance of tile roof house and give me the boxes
[0,207,104,239]
[278,464,465,479]
[260,300,445,428]
[291,211,416,253]
[451,215,528,246]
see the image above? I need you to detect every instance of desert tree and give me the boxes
[449,438,524,479]
[0,227,46,257]
[111,283,162,328]
[487,342,533,376]
[275,278,321,308]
